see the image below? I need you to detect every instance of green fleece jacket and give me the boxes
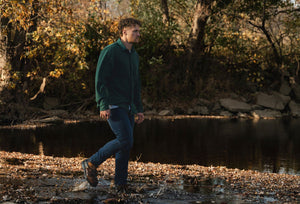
[95,38,143,114]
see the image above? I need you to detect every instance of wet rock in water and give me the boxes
[251,109,282,119]
[39,116,64,124]
[158,110,173,116]
[73,181,89,191]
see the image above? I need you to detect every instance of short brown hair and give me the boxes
[118,18,142,36]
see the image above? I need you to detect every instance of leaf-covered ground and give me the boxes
[0,151,299,203]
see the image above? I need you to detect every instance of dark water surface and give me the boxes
[1,118,300,175]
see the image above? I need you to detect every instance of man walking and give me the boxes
[81,18,144,190]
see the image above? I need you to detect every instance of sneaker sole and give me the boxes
[81,160,88,178]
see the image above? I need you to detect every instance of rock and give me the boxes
[279,80,291,96]
[220,111,233,117]
[43,97,60,110]
[251,109,282,118]
[194,105,209,115]
[144,110,157,115]
[72,181,89,192]
[158,110,173,116]
[229,93,240,99]
[187,108,194,115]
[219,98,252,113]
[292,84,300,102]
[251,104,264,110]
[256,92,289,111]
[188,105,209,115]
[272,91,291,105]
[288,101,300,117]
[212,102,221,112]
[39,116,64,124]
[197,98,211,106]
[238,112,249,118]
[252,111,260,120]
[173,107,185,115]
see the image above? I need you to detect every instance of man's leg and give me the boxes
[88,108,134,185]
[108,108,134,186]
[114,113,134,185]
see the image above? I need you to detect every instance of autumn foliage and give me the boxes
[1,0,300,109]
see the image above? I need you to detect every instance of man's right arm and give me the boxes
[95,48,113,111]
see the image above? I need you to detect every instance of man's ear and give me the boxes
[122,28,127,36]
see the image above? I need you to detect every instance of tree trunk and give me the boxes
[260,25,282,66]
[0,29,9,92]
[187,0,211,57]
[160,0,171,55]
[183,0,211,93]
[248,0,282,67]
[1,0,40,103]
[161,0,170,25]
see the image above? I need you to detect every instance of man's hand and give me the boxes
[100,109,111,120]
[135,112,144,124]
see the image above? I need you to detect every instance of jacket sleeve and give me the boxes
[95,48,113,111]
[134,67,144,113]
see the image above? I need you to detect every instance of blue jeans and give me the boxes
[89,108,134,185]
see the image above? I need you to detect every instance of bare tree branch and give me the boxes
[30,77,46,100]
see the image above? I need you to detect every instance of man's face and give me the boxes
[123,24,141,43]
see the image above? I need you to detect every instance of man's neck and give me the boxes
[120,38,133,51]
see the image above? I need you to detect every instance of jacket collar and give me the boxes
[117,38,135,53]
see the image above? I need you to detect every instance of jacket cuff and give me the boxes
[99,101,109,111]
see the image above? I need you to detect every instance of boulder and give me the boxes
[279,80,291,96]
[219,98,252,113]
[195,106,209,115]
[188,105,209,115]
[272,91,291,105]
[187,108,193,115]
[212,102,222,112]
[292,84,300,102]
[256,92,289,111]
[251,109,282,118]
[288,101,300,117]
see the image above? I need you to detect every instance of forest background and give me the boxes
[0,0,300,121]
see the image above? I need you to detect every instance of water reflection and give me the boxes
[133,118,300,175]
[0,118,299,175]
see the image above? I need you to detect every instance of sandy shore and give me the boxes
[0,151,299,203]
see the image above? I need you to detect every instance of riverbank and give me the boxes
[1,87,300,127]
[1,151,299,203]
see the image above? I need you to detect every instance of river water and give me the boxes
[0,118,299,175]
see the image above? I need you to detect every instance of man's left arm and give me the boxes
[134,65,144,124]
